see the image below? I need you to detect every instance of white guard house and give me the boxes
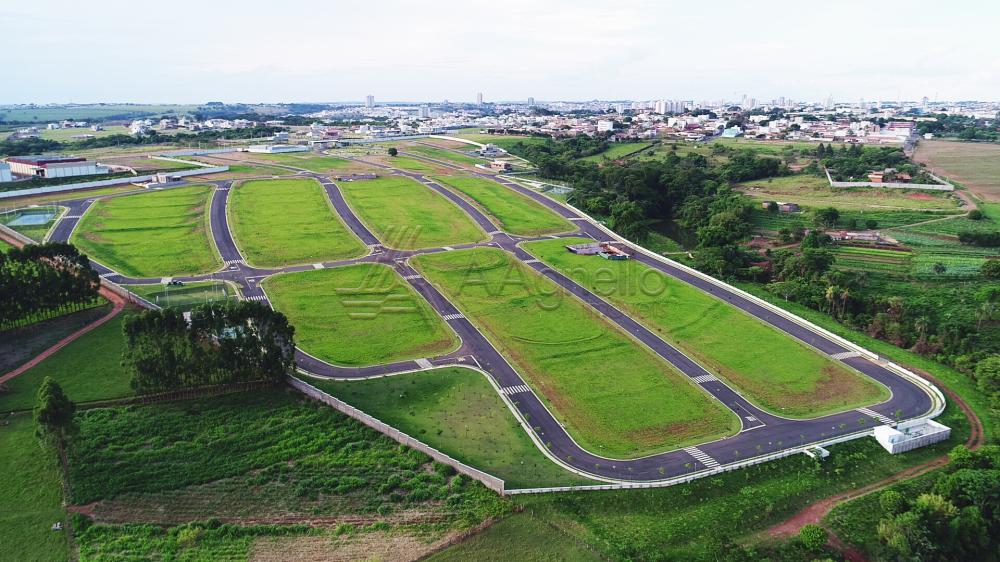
[873,418,950,454]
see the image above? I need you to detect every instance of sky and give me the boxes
[3,0,997,104]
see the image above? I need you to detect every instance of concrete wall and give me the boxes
[824,167,953,191]
[288,376,506,495]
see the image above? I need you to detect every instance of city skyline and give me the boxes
[3,0,997,105]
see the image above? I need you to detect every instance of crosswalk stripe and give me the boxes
[522,258,540,264]
[691,374,718,384]
[831,351,862,360]
[402,274,422,280]
[441,313,465,321]
[569,217,587,221]
[415,358,433,369]
[99,272,117,279]
[442,246,454,251]
[312,263,324,269]
[245,295,267,302]
[502,384,531,395]
[224,259,244,266]
[62,215,81,219]
[858,407,894,425]
[683,446,720,468]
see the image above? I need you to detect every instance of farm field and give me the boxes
[315,367,594,489]
[0,311,133,412]
[245,152,351,172]
[830,246,911,278]
[264,264,459,367]
[0,415,69,562]
[914,139,1000,201]
[579,142,653,162]
[431,174,572,236]
[228,178,367,267]
[124,280,235,311]
[406,144,483,166]
[524,238,888,417]
[738,174,960,211]
[750,207,952,233]
[412,247,739,458]
[337,175,487,250]
[426,513,603,562]
[71,185,222,277]
[66,389,505,523]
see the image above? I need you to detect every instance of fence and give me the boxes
[288,376,506,494]
[0,166,230,200]
[824,167,953,191]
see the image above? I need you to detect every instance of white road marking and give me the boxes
[312,263,324,269]
[246,295,267,302]
[831,351,862,360]
[161,277,171,284]
[441,313,465,321]
[691,374,718,384]
[683,446,720,468]
[442,246,454,251]
[224,259,244,266]
[415,358,433,369]
[402,274,422,280]
[858,407,894,425]
[502,384,531,395]
[522,259,540,264]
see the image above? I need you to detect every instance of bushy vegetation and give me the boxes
[122,301,295,393]
[0,242,100,331]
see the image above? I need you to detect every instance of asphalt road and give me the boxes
[40,158,940,483]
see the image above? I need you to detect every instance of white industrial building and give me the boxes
[0,162,12,182]
[597,120,615,132]
[873,418,951,454]
[4,156,109,179]
[246,144,308,154]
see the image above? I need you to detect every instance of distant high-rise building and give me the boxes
[477,92,483,105]
[921,96,930,108]
[417,105,430,118]
[527,96,535,106]
[365,95,374,108]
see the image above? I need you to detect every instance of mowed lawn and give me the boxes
[0,312,133,412]
[524,238,889,417]
[383,155,439,173]
[413,248,739,458]
[407,145,483,166]
[264,264,458,366]
[432,175,572,236]
[247,153,351,172]
[0,415,69,562]
[338,176,487,250]
[229,179,367,267]
[314,367,594,488]
[71,185,221,277]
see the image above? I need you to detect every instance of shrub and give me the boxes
[798,524,828,551]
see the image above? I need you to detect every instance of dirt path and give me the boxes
[0,285,125,386]
[765,366,984,559]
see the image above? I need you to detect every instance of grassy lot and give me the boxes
[524,238,888,417]
[0,414,69,562]
[264,264,458,366]
[0,185,143,208]
[579,142,653,162]
[71,185,221,277]
[124,280,234,311]
[914,139,1000,201]
[412,247,739,458]
[426,513,603,562]
[196,162,287,180]
[0,311,133,412]
[66,389,506,522]
[313,367,594,489]
[454,133,549,152]
[431,174,572,236]
[245,153,351,172]
[739,174,960,211]
[228,178,367,267]
[407,144,483,166]
[383,155,439,173]
[337,175,487,250]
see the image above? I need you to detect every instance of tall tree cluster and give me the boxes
[0,242,100,330]
[122,301,296,393]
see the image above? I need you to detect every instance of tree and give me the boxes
[814,207,840,228]
[969,209,984,220]
[387,147,398,157]
[799,524,827,551]
[865,219,878,230]
[974,355,1000,404]
[34,377,77,446]
[932,262,947,276]
[880,490,907,515]
[767,200,779,213]
[983,259,1000,279]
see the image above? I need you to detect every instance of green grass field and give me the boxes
[426,513,603,562]
[407,144,483,166]
[413,247,739,458]
[523,238,889,417]
[0,415,69,562]
[313,367,594,488]
[454,133,549,151]
[384,155,438,173]
[228,178,367,267]
[71,185,222,277]
[247,153,351,172]
[124,280,234,311]
[264,264,458,366]
[579,142,653,162]
[739,174,959,211]
[431,175,572,236]
[0,312,133,412]
[337,175,487,250]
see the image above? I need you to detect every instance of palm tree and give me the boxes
[839,287,851,319]
[825,285,838,315]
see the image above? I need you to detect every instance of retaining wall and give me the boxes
[288,376,506,494]
[0,166,229,200]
